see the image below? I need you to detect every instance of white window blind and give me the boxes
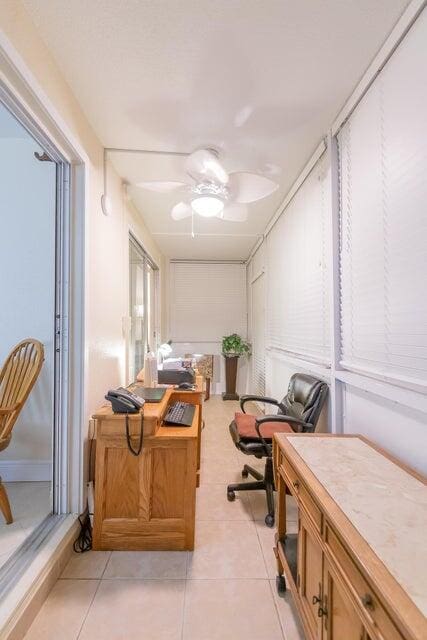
[169,262,247,343]
[338,9,427,390]
[266,153,331,363]
[251,273,266,397]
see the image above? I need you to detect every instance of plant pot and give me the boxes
[222,355,240,401]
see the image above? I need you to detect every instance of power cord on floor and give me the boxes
[73,510,92,553]
[73,428,95,553]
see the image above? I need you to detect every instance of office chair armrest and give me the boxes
[240,395,283,414]
[255,414,313,436]
[254,414,313,457]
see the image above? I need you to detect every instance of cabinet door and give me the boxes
[322,558,366,640]
[298,511,323,639]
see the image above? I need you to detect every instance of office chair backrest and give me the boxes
[279,373,328,429]
[0,339,44,449]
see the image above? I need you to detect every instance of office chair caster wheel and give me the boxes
[241,468,249,478]
[265,514,275,528]
[227,490,236,502]
[276,575,286,595]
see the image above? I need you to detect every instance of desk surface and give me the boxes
[92,377,203,428]
[276,434,427,619]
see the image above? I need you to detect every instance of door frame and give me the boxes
[0,90,71,588]
[0,27,88,632]
[0,67,86,607]
[0,83,71,517]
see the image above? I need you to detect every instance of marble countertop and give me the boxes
[287,436,427,617]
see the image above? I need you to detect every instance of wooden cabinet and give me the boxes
[273,434,427,640]
[298,512,323,639]
[92,382,203,551]
[323,557,366,640]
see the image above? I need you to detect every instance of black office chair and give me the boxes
[227,373,328,527]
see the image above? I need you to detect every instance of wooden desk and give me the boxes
[273,434,427,640]
[92,379,203,551]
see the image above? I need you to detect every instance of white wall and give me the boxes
[0,1,165,502]
[247,6,427,476]
[0,110,56,479]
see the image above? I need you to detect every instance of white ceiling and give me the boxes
[23,0,409,259]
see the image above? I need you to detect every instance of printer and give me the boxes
[157,358,195,385]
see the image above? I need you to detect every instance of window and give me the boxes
[251,272,266,397]
[266,153,331,364]
[337,9,427,390]
[169,262,247,343]
[129,235,159,381]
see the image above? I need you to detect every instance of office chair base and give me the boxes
[227,464,275,527]
[242,464,263,481]
[265,514,275,528]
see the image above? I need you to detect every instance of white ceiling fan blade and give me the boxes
[228,172,278,203]
[220,203,248,222]
[136,180,187,193]
[171,202,192,221]
[185,149,228,184]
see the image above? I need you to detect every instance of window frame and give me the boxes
[128,233,160,382]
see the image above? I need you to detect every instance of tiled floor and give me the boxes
[0,481,51,571]
[24,397,303,640]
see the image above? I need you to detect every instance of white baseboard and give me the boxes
[0,461,52,482]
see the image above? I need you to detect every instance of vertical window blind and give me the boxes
[266,153,331,364]
[338,9,427,389]
[169,262,247,343]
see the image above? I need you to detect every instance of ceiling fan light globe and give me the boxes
[192,196,224,218]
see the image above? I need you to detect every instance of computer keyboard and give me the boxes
[163,401,195,427]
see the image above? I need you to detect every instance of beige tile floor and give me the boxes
[24,396,304,640]
[0,481,51,571]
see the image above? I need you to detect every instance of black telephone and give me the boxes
[105,388,145,456]
[105,387,145,414]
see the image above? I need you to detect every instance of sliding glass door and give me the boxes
[128,235,159,381]
[0,97,69,579]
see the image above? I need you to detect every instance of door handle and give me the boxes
[312,582,322,605]
[361,593,374,610]
[318,594,328,630]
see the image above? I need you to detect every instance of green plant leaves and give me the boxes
[222,333,251,357]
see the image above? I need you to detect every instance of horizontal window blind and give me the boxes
[251,272,266,397]
[338,9,427,388]
[266,153,331,363]
[169,262,247,342]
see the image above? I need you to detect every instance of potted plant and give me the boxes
[221,333,251,401]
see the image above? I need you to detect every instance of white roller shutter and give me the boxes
[338,8,427,390]
[169,262,247,343]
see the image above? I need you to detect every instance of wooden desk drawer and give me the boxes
[279,461,322,534]
[325,524,403,640]
[298,483,322,534]
[279,458,300,494]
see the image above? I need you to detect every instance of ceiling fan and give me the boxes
[137,148,278,222]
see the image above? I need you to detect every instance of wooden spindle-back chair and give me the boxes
[0,339,44,524]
